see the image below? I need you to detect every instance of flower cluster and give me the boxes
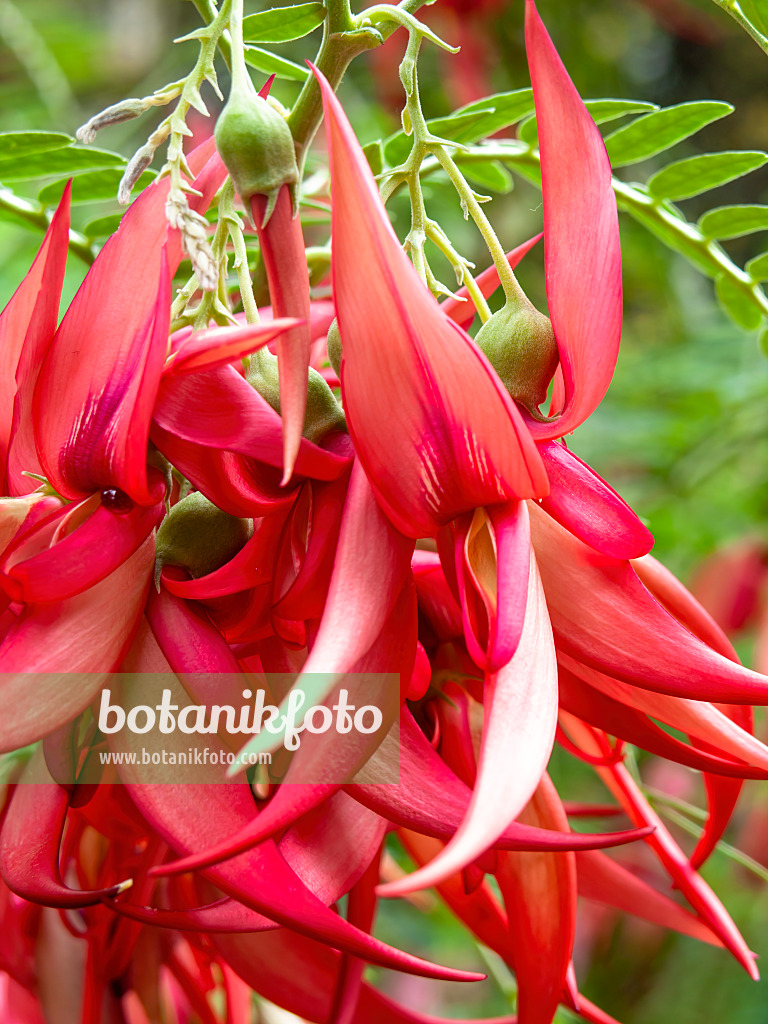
[1,3,767,1022]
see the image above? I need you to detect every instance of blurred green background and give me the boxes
[3,1,768,1021]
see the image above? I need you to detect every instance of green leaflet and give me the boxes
[647,151,768,201]
[363,139,384,176]
[699,205,768,240]
[515,98,658,148]
[459,159,513,194]
[0,146,125,182]
[715,275,763,330]
[243,46,310,81]
[38,168,156,206]
[0,131,73,159]
[384,90,535,164]
[83,214,124,239]
[242,3,326,43]
[605,102,733,167]
[737,0,768,39]
[584,98,658,124]
[746,252,768,281]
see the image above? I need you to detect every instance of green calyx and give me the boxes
[214,87,299,220]
[154,492,252,589]
[326,318,342,378]
[248,346,346,445]
[474,296,559,415]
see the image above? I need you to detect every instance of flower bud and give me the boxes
[214,89,299,220]
[474,297,559,414]
[326,318,342,377]
[154,492,252,589]
[248,349,346,446]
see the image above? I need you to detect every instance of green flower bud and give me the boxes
[326,318,342,378]
[474,297,559,414]
[214,89,299,218]
[155,492,252,589]
[248,347,346,446]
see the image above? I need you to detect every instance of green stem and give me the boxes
[420,140,768,324]
[228,0,249,94]
[190,0,232,67]
[710,0,768,56]
[286,0,431,171]
[432,143,527,306]
[0,188,95,264]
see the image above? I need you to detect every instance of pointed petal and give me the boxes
[525,1,622,438]
[691,773,742,869]
[496,775,577,1024]
[31,141,226,506]
[2,186,71,495]
[577,848,722,945]
[530,501,768,704]
[562,713,758,978]
[0,746,128,907]
[35,252,171,505]
[165,317,303,376]
[111,679,484,983]
[558,661,768,779]
[538,442,653,559]
[151,784,338,878]
[0,535,153,752]
[559,653,768,772]
[252,189,312,484]
[378,556,558,894]
[455,501,531,673]
[351,710,650,853]
[314,66,547,537]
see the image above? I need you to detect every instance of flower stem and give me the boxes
[431,142,528,308]
[420,140,768,324]
[286,0,431,172]
[189,0,232,67]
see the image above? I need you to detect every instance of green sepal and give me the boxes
[154,493,253,590]
[214,89,299,209]
[474,298,558,414]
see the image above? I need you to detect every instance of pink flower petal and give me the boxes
[314,65,547,537]
[538,442,653,559]
[0,745,129,908]
[577,849,721,945]
[251,189,312,484]
[165,317,303,376]
[530,501,768,704]
[525,0,622,439]
[1,186,70,495]
[33,141,227,506]
[1,490,163,603]
[454,501,531,672]
[378,555,558,895]
[0,535,154,752]
[495,776,577,1024]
